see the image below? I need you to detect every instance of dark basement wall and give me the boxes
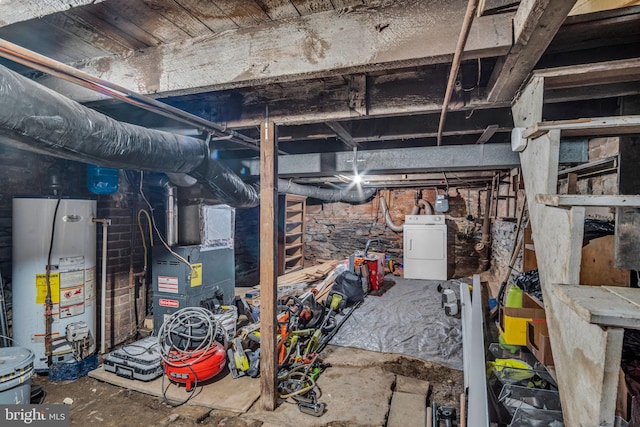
[304,188,491,279]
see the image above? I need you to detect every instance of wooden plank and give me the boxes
[552,284,640,329]
[535,58,640,90]
[86,2,162,47]
[289,0,334,14]
[140,0,214,38]
[42,13,132,56]
[70,7,151,50]
[101,0,190,44]
[88,366,260,412]
[487,0,578,102]
[604,286,640,309]
[325,121,358,148]
[0,0,104,27]
[41,0,512,102]
[535,194,640,207]
[173,0,239,32]
[213,0,271,26]
[524,116,640,139]
[570,0,640,15]
[580,236,630,287]
[254,0,300,20]
[259,117,278,411]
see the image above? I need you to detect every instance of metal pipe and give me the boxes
[166,184,178,246]
[93,218,111,354]
[436,0,479,146]
[379,195,421,232]
[0,38,259,151]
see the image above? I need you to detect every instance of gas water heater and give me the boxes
[12,197,97,371]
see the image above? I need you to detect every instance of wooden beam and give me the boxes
[475,124,499,144]
[487,0,578,102]
[325,121,358,148]
[534,58,640,90]
[36,0,513,102]
[552,285,640,329]
[524,115,640,139]
[0,0,104,27]
[536,194,640,207]
[259,116,278,411]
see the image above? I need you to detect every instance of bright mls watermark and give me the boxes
[0,405,69,426]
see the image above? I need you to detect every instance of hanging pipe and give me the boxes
[165,184,178,246]
[437,0,479,146]
[92,218,111,354]
[380,195,433,232]
[475,180,494,271]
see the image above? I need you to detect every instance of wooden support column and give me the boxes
[259,115,278,410]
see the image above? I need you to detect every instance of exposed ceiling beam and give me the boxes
[487,0,578,102]
[0,1,103,27]
[34,0,513,102]
[475,124,500,144]
[233,140,588,178]
[325,121,358,148]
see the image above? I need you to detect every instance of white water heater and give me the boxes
[12,197,97,371]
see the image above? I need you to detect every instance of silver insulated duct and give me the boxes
[0,64,374,206]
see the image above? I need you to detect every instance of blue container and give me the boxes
[0,346,34,404]
[86,164,119,195]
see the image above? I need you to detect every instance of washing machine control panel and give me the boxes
[404,214,445,225]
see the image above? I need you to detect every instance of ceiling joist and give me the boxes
[35,0,513,102]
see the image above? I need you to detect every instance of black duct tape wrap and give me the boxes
[0,65,206,173]
[191,158,260,208]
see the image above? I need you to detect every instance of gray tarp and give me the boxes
[329,277,464,370]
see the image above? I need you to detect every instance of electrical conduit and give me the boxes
[92,218,111,354]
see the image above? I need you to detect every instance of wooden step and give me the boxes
[535,194,640,207]
[552,285,640,329]
[523,115,640,139]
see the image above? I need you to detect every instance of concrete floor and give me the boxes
[34,345,463,427]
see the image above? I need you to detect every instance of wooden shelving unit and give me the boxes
[278,194,306,275]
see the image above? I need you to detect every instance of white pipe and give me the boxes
[93,218,111,354]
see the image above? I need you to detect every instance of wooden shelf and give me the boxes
[278,194,306,275]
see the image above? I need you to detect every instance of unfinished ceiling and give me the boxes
[1,0,639,186]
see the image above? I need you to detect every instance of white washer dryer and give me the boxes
[403,214,448,280]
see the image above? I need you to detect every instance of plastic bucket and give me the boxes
[0,346,35,404]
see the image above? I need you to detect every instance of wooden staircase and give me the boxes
[512,70,640,426]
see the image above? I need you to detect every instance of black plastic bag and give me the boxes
[332,270,365,306]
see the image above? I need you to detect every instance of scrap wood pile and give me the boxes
[228,260,367,417]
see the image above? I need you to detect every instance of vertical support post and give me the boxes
[259,115,278,410]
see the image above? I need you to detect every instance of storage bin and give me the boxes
[0,346,34,404]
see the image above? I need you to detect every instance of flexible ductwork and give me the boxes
[278,179,376,203]
[379,196,433,232]
[0,64,376,207]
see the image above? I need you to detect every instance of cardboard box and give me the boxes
[527,321,554,366]
[499,293,546,346]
